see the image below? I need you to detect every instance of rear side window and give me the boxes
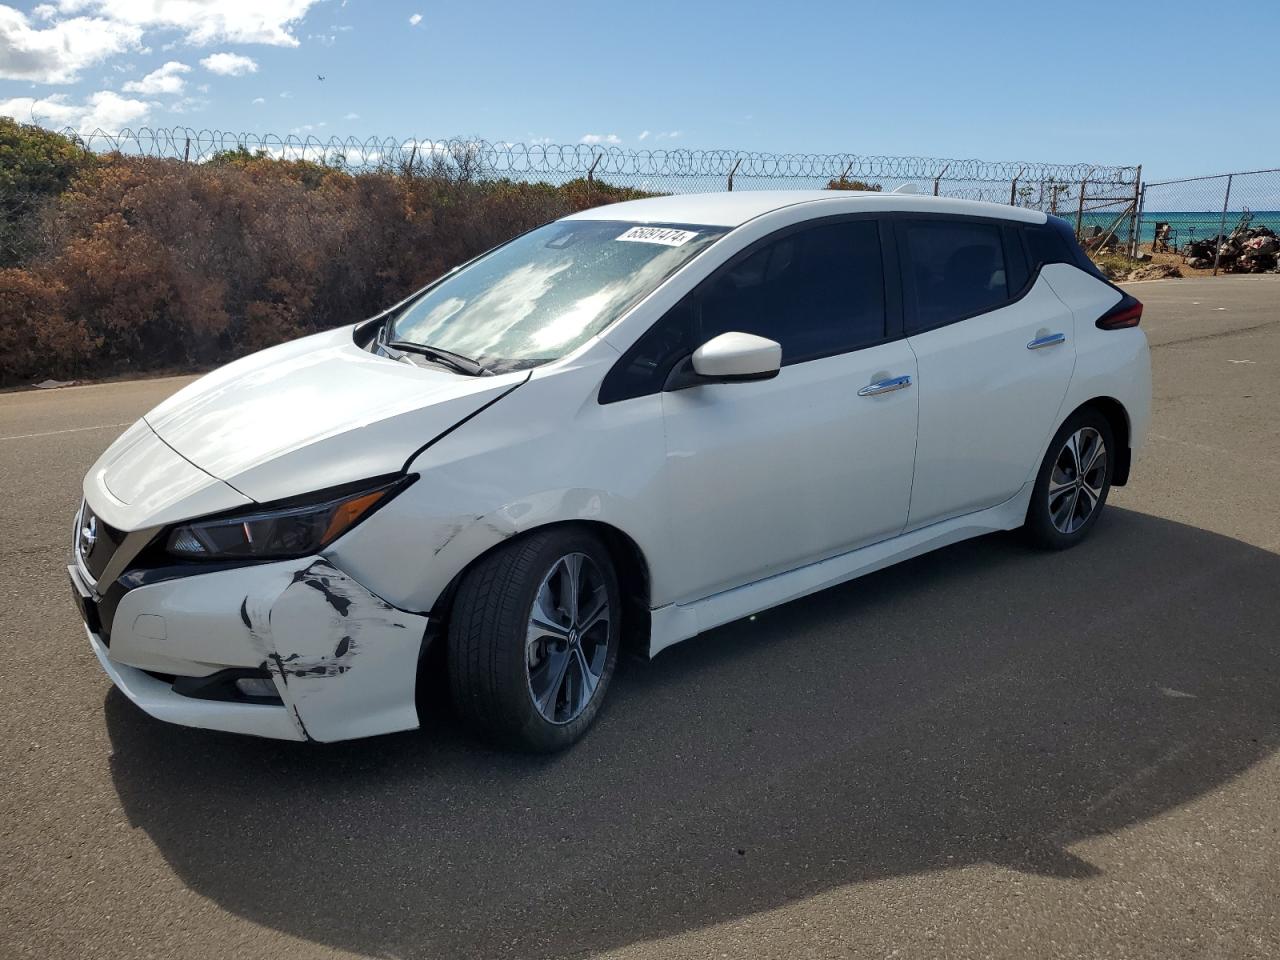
[600,218,886,403]
[901,219,1008,333]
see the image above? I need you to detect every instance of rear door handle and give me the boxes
[1027,332,1066,350]
[857,375,912,397]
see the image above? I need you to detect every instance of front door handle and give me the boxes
[1027,332,1066,350]
[857,375,912,397]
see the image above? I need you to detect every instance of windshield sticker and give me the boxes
[615,226,699,247]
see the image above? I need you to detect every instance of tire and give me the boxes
[447,526,621,752]
[1024,408,1115,550]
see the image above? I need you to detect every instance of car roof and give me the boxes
[563,189,1048,228]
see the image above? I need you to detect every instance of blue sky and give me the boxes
[0,1,1273,181]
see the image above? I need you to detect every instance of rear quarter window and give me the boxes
[1024,216,1109,282]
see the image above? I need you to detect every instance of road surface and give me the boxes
[2,276,1278,959]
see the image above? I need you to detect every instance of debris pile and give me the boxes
[1183,225,1279,272]
[1124,263,1182,281]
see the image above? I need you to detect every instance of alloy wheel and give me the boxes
[1048,426,1107,535]
[525,552,611,724]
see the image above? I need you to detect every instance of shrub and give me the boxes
[0,268,93,384]
[825,177,882,192]
[0,118,94,267]
[0,128,659,387]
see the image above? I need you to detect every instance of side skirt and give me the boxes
[647,482,1034,657]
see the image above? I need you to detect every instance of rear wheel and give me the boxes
[447,527,620,752]
[1024,409,1115,550]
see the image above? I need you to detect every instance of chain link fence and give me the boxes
[1136,169,1280,274]
[66,125,1140,219]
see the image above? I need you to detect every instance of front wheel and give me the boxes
[1024,409,1115,550]
[447,527,620,752]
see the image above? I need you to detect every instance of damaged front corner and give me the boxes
[266,559,428,742]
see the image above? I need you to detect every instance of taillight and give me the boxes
[1096,293,1143,330]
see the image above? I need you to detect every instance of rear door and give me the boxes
[898,216,1076,530]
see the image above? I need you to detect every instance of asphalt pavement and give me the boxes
[2,275,1278,960]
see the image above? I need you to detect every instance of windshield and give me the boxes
[389,219,728,370]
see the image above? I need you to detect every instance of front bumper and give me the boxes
[71,555,430,742]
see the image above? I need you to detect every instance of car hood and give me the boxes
[143,326,527,504]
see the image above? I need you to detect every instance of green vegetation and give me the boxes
[0,121,656,387]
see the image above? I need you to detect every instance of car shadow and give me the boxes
[105,508,1280,959]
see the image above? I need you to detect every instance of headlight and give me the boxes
[165,476,410,561]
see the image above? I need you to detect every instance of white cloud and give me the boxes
[200,51,257,75]
[121,59,190,94]
[251,96,265,104]
[527,136,552,146]
[279,90,292,98]
[43,1,322,47]
[0,89,150,132]
[0,5,142,83]
[408,12,422,25]
[343,111,358,120]
[655,130,682,140]
[164,95,208,115]
[637,130,650,141]
[580,133,620,145]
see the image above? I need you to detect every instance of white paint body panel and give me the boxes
[649,481,1036,655]
[73,557,428,742]
[660,341,919,603]
[73,191,1150,742]
[143,325,527,505]
[905,274,1076,528]
[84,418,250,532]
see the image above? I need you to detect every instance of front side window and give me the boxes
[600,218,886,402]
[699,219,886,361]
[901,219,1008,333]
[390,220,727,371]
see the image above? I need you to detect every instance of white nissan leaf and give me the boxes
[70,191,1151,751]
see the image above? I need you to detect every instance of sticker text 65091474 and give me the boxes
[615,226,700,247]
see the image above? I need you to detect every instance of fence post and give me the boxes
[1132,182,1147,258]
[1076,168,1094,238]
[1212,174,1234,277]
[933,163,949,196]
[1009,167,1025,206]
[183,137,190,163]
[586,151,602,203]
[1128,164,1142,256]
[727,157,742,192]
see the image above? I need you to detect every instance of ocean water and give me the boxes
[1078,210,1280,245]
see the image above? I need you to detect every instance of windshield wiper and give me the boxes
[386,340,492,377]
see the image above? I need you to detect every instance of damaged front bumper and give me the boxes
[71,556,429,742]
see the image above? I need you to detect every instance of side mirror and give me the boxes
[666,332,782,390]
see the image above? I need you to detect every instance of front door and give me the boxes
[657,217,920,603]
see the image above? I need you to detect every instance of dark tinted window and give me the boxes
[600,219,885,403]
[1023,221,1073,270]
[1002,225,1030,293]
[699,219,885,361]
[1023,217,1109,282]
[902,219,1008,332]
